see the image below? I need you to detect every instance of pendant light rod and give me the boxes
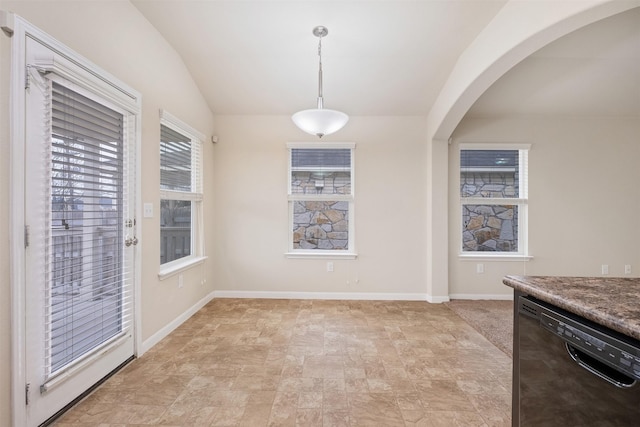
[315,26,326,109]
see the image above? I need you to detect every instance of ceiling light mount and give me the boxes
[312,26,328,38]
[292,25,348,138]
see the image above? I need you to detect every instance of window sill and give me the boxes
[458,253,533,262]
[285,251,358,260]
[158,256,208,280]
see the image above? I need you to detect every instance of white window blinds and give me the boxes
[161,125,192,192]
[48,81,133,375]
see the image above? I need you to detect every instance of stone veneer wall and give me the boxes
[291,171,351,195]
[461,171,519,252]
[291,171,351,250]
[293,201,349,250]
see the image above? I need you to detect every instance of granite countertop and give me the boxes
[503,275,640,341]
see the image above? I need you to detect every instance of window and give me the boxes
[287,142,356,258]
[460,144,529,255]
[159,110,205,273]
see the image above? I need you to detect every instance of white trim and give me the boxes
[160,109,206,142]
[462,197,527,205]
[459,142,531,151]
[9,12,28,427]
[287,194,352,202]
[41,333,130,393]
[287,141,356,149]
[284,252,357,260]
[426,295,451,304]
[140,290,215,355]
[133,107,143,360]
[33,55,138,110]
[0,9,15,34]
[448,293,514,301]
[458,254,533,262]
[213,290,427,301]
[159,189,204,202]
[158,255,208,280]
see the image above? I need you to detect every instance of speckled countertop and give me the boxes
[503,275,640,341]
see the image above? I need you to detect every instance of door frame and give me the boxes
[4,12,142,427]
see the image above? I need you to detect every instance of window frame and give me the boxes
[286,142,357,259]
[158,109,206,278]
[458,143,531,260]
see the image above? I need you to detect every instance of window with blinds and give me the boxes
[460,146,529,254]
[287,143,356,255]
[49,81,131,374]
[159,113,203,268]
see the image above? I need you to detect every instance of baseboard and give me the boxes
[426,295,451,303]
[212,290,429,301]
[448,293,514,300]
[140,290,215,355]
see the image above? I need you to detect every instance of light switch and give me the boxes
[143,203,153,218]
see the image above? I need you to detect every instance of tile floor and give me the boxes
[53,299,512,426]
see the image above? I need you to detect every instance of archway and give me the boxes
[425,0,640,301]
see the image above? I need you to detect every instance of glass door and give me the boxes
[23,36,137,427]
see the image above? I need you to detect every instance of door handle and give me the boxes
[565,343,637,389]
[125,236,138,247]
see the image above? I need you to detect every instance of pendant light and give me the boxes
[292,26,349,138]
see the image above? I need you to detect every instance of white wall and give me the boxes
[449,116,640,297]
[0,1,215,424]
[212,115,428,298]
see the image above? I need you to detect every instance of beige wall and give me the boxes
[449,116,640,297]
[0,1,215,423]
[212,115,428,297]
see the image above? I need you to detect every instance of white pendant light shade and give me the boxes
[292,108,349,138]
[292,26,348,138]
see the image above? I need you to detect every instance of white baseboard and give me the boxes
[426,295,451,303]
[212,290,429,301]
[139,290,215,356]
[448,293,514,301]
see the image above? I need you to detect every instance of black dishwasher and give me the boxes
[513,292,640,426]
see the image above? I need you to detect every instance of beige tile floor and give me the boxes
[53,299,512,426]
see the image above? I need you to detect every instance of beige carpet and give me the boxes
[445,299,513,358]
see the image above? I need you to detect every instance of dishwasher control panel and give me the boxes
[520,296,640,381]
[540,313,640,380]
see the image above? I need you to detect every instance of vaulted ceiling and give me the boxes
[131,1,640,120]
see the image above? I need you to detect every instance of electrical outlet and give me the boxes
[178,274,183,288]
[625,265,632,275]
[327,262,334,272]
[601,265,609,275]
[476,263,484,274]
[143,202,153,218]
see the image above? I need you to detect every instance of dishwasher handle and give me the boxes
[565,343,637,389]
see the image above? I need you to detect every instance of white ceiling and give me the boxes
[131,0,507,116]
[131,1,640,118]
